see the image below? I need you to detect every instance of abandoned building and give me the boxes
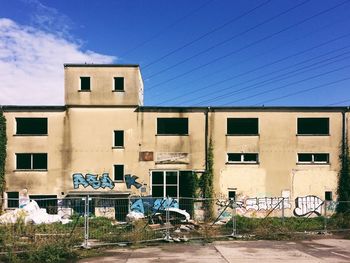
[1,64,349,218]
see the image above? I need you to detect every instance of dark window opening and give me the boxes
[114,165,124,181]
[151,171,179,198]
[7,192,19,208]
[325,191,333,201]
[227,118,258,135]
[228,191,236,200]
[114,77,124,91]
[114,130,124,147]
[227,153,258,163]
[16,153,48,170]
[157,118,188,135]
[80,77,90,91]
[297,118,329,135]
[29,195,57,214]
[298,153,329,164]
[16,118,47,135]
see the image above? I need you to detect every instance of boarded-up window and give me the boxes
[114,77,124,91]
[16,118,47,135]
[114,130,124,147]
[16,153,47,170]
[80,77,90,91]
[157,118,188,135]
[227,118,258,135]
[297,118,329,135]
[114,165,124,181]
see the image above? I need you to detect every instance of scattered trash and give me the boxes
[126,211,145,222]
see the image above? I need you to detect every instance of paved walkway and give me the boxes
[78,238,350,262]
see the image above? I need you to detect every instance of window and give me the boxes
[7,192,19,208]
[80,77,90,91]
[16,118,47,135]
[325,191,333,201]
[151,171,179,198]
[228,191,236,200]
[297,153,329,164]
[113,130,124,147]
[114,165,124,181]
[227,118,258,135]
[29,195,57,214]
[16,153,48,170]
[297,118,329,135]
[227,153,259,164]
[114,77,124,91]
[157,118,188,135]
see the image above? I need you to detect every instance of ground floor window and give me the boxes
[151,170,179,198]
[29,195,57,214]
[7,192,19,208]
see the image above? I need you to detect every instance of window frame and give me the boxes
[150,170,179,199]
[113,164,125,182]
[15,153,48,171]
[156,118,189,136]
[297,153,330,165]
[113,77,125,92]
[226,118,259,136]
[15,117,48,136]
[226,153,259,164]
[6,192,19,208]
[79,76,91,92]
[113,130,124,149]
[297,117,330,136]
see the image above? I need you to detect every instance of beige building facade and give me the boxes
[2,64,349,217]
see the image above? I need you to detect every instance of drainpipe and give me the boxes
[341,108,348,159]
[205,107,210,171]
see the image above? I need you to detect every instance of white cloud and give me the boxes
[0,18,116,105]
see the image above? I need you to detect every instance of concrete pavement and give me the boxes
[78,238,350,262]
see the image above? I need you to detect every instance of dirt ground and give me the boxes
[78,238,350,262]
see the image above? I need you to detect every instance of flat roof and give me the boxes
[64,64,139,68]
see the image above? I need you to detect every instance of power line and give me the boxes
[145,0,312,79]
[218,64,350,106]
[189,48,350,106]
[157,33,350,105]
[326,99,350,106]
[147,0,349,91]
[192,53,350,106]
[141,0,273,69]
[252,77,350,106]
[120,0,214,57]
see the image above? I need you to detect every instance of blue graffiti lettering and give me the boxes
[125,174,142,189]
[130,197,179,214]
[72,173,115,190]
[73,173,89,189]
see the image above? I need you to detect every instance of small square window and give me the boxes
[80,77,90,91]
[114,165,124,181]
[114,130,124,147]
[114,77,124,91]
[325,191,332,201]
[228,191,236,200]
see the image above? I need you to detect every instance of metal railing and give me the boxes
[1,196,350,251]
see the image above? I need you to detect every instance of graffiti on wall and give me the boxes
[216,197,291,212]
[130,196,179,214]
[125,174,142,189]
[72,173,115,189]
[293,195,323,217]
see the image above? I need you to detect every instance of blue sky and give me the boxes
[1,0,350,106]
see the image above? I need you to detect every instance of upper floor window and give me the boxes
[157,118,188,135]
[227,153,259,164]
[227,118,258,135]
[16,118,47,135]
[113,130,124,148]
[297,153,329,164]
[16,153,48,170]
[297,118,329,135]
[80,77,91,91]
[114,77,124,91]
